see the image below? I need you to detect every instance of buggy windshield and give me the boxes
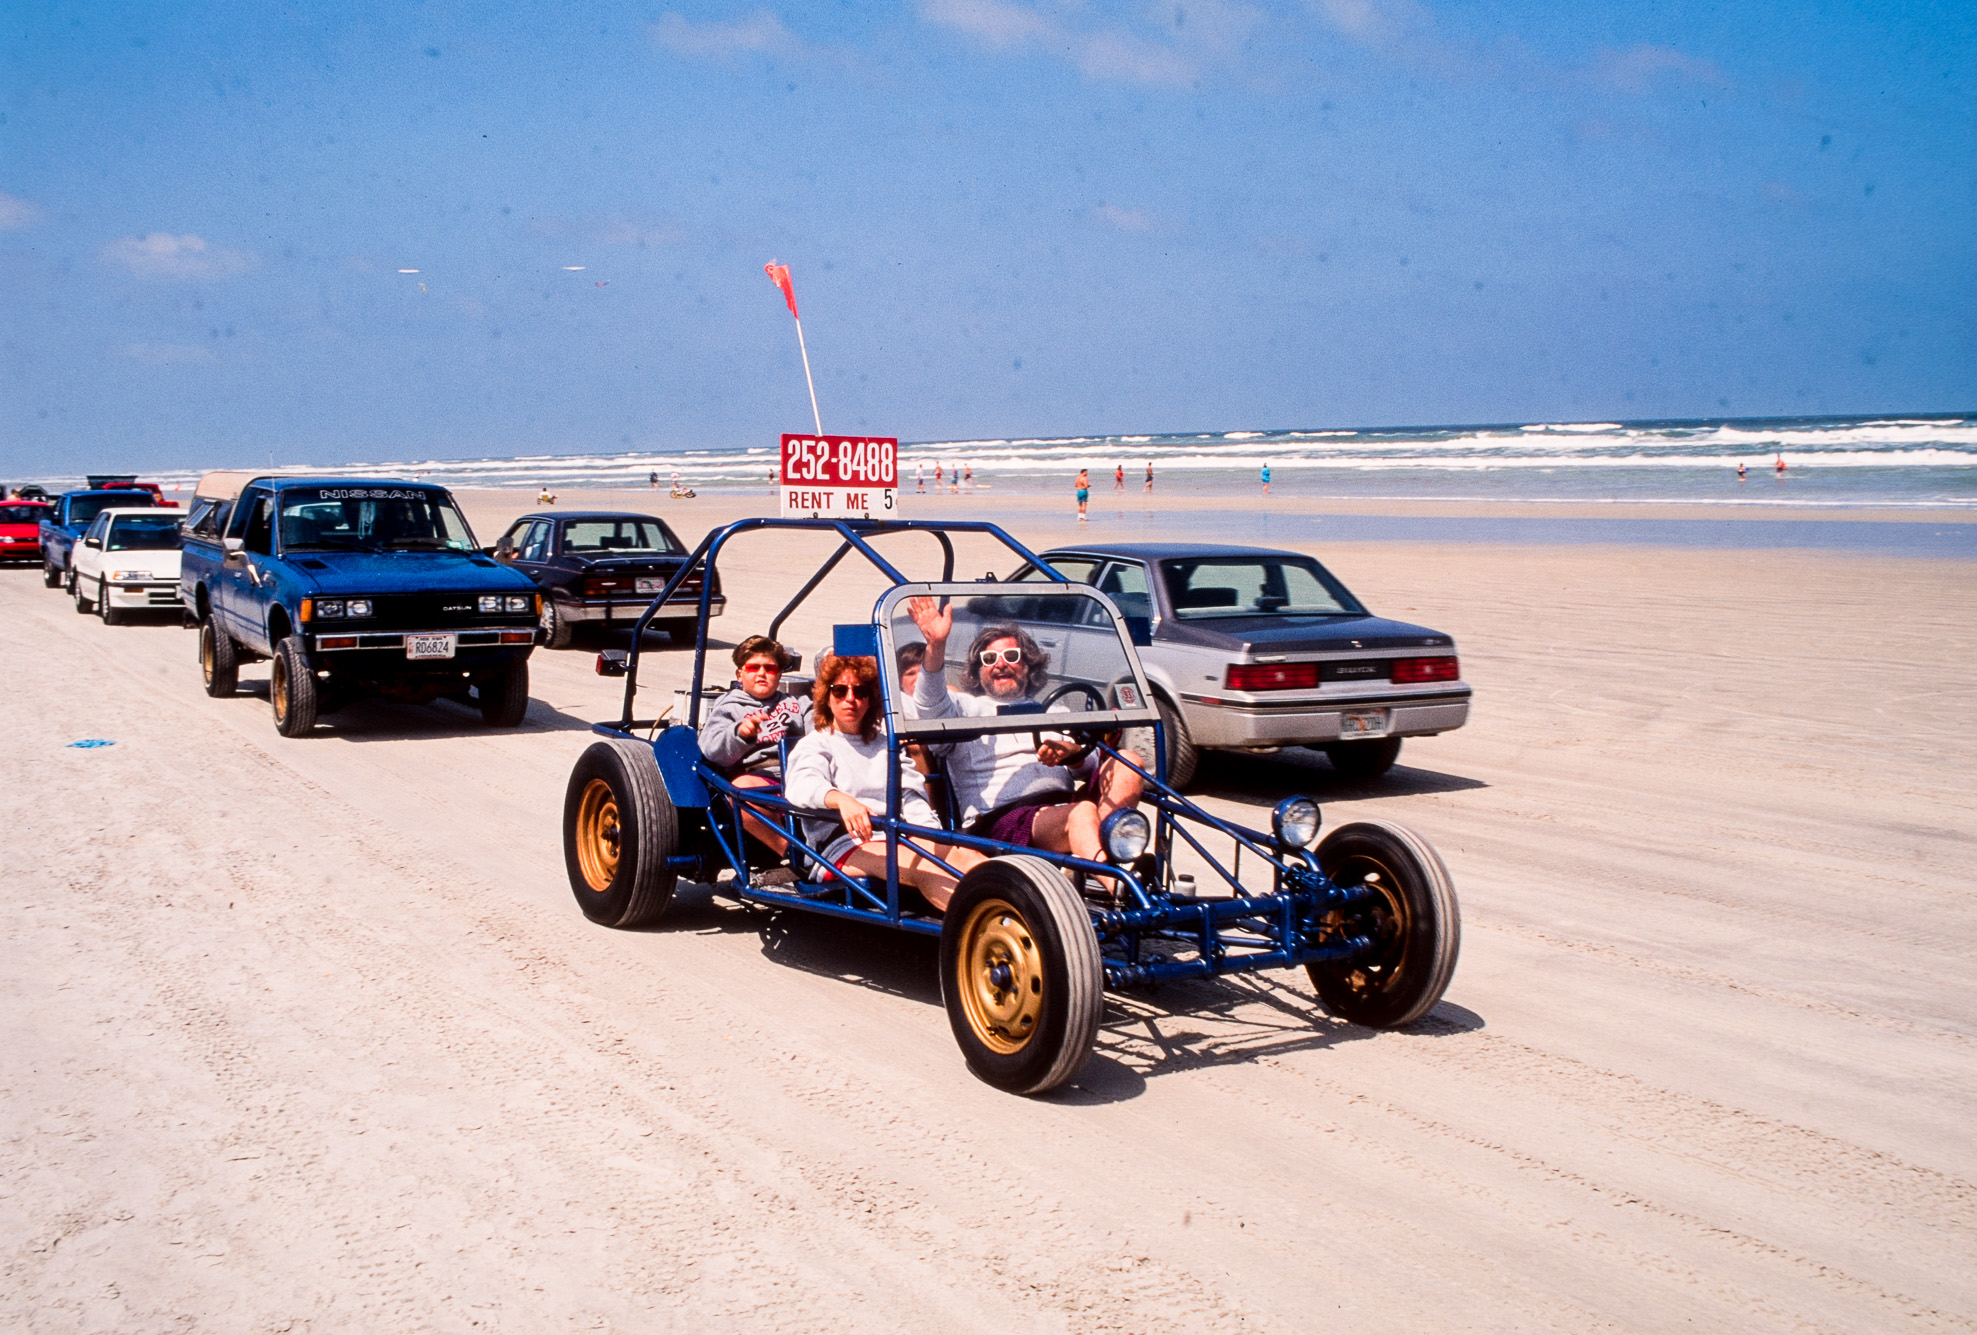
[881,584,1158,739]
[1160,556,1364,619]
[277,487,477,553]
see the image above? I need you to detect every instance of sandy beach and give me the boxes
[4,486,1974,1333]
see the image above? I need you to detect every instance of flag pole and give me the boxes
[793,316,823,437]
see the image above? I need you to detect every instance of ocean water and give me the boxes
[136,412,1977,511]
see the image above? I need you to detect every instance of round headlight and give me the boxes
[1271,796,1321,848]
[1101,808,1152,864]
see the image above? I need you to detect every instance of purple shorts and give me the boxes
[973,782,1092,847]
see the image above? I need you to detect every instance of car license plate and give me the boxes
[635,577,664,595]
[406,633,457,660]
[1339,708,1390,738]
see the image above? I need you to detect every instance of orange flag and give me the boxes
[764,262,799,320]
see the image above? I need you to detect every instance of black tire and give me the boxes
[200,620,239,697]
[1306,819,1460,1028]
[72,578,90,614]
[475,659,531,727]
[655,619,697,645]
[270,637,319,737]
[97,579,122,626]
[941,855,1104,1095]
[63,563,76,594]
[1325,736,1403,780]
[42,561,61,589]
[540,598,574,649]
[564,739,679,928]
[1155,696,1199,789]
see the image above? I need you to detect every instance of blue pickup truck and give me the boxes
[179,473,542,737]
[41,488,173,589]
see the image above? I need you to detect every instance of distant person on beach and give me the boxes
[1114,464,1125,491]
[1144,461,1154,492]
[963,462,973,488]
[649,470,659,489]
[1737,462,1749,481]
[1075,468,1090,522]
[1261,462,1272,495]
[1775,454,1788,476]
[916,464,925,493]
[537,486,557,504]
[935,463,944,490]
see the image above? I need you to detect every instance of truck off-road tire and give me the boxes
[1155,697,1199,789]
[200,621,239,697]
[941,855,1104,1096]
[42,561,60,589]
[1324,736,1402,781]
[564,739,678,928]
[1306,819,1460,1029]
[474,660,530,727]
[540,599,574,649]
[270,637,319,737]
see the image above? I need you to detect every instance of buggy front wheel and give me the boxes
[1306,819,1459,1028]
[564,739,678,928]
[941,855,1103,1095]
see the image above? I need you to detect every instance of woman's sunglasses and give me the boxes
[828,683,874,701]
[978,647,1025,667]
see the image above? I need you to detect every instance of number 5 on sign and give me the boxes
[780,434,899,518]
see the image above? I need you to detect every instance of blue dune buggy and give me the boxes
[564,518,1460,1095]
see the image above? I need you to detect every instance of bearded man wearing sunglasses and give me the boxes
[904,597,1144,862]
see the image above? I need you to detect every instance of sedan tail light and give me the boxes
[582,575,630,597]
[1392,656,1459,683]
[1226,662,1320,691]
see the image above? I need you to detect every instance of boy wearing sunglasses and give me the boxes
[701,635,814,860]
[903,597,1144,863]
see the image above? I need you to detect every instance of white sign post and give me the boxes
[779,434,899,519]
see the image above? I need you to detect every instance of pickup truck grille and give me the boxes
[344,594,538,631]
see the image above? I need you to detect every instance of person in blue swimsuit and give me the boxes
[1075,468,1090,522]
[1261,461,1271,495]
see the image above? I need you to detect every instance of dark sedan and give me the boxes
[491,511,723,648]
[1015,541,1471,785]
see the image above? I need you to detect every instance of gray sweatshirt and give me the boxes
[784,728,940,863]
[699,682,814,774]
[911,667,1085,823]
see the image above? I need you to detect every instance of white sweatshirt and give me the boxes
[910,667,1086,823]
[783,728,940,863]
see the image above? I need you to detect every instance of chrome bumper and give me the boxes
[307,626,538,652]
[1176,690,1472,746]
[559,596,725,624]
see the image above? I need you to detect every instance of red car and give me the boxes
[0,499,52,562]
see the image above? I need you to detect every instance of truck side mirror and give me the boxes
[222,536,245,567]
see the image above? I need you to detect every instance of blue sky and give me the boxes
[2,0,1971,472]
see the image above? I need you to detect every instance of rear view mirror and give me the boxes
[83,537,101,549]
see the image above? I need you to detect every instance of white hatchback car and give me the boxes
[70,507,185,625]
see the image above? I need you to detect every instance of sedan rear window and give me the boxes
[1161,557,1365,619]
[562,519,683,554]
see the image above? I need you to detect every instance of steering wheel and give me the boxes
[1033,682,1112,768]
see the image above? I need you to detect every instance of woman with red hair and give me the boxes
[783,653,986,911]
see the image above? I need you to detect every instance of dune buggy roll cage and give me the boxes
[595,517,1384,988]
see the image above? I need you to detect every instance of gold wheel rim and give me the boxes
[272,653,289,720]
[957,897,1043,1056]
[574,777,622,893]
[200,628,214,684]
[1327,856,1406,997]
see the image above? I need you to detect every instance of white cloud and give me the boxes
[1589,44,1727,95]
[921,0,1213,85]
[122,342,217,366]
[652,10,808,60]
[1095,203,1157,232]
[0,192,44,230]
[602,219,684,248]
[103,233,256,281]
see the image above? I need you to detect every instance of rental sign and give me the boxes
[779,434,898,518]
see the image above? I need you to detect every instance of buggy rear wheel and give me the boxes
[1306,819,1459,1028]
[564,739,678,928]
[941,855,1103,1095]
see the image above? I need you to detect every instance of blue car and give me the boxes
[565,517,1461,1096]
[179,472,542,736]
